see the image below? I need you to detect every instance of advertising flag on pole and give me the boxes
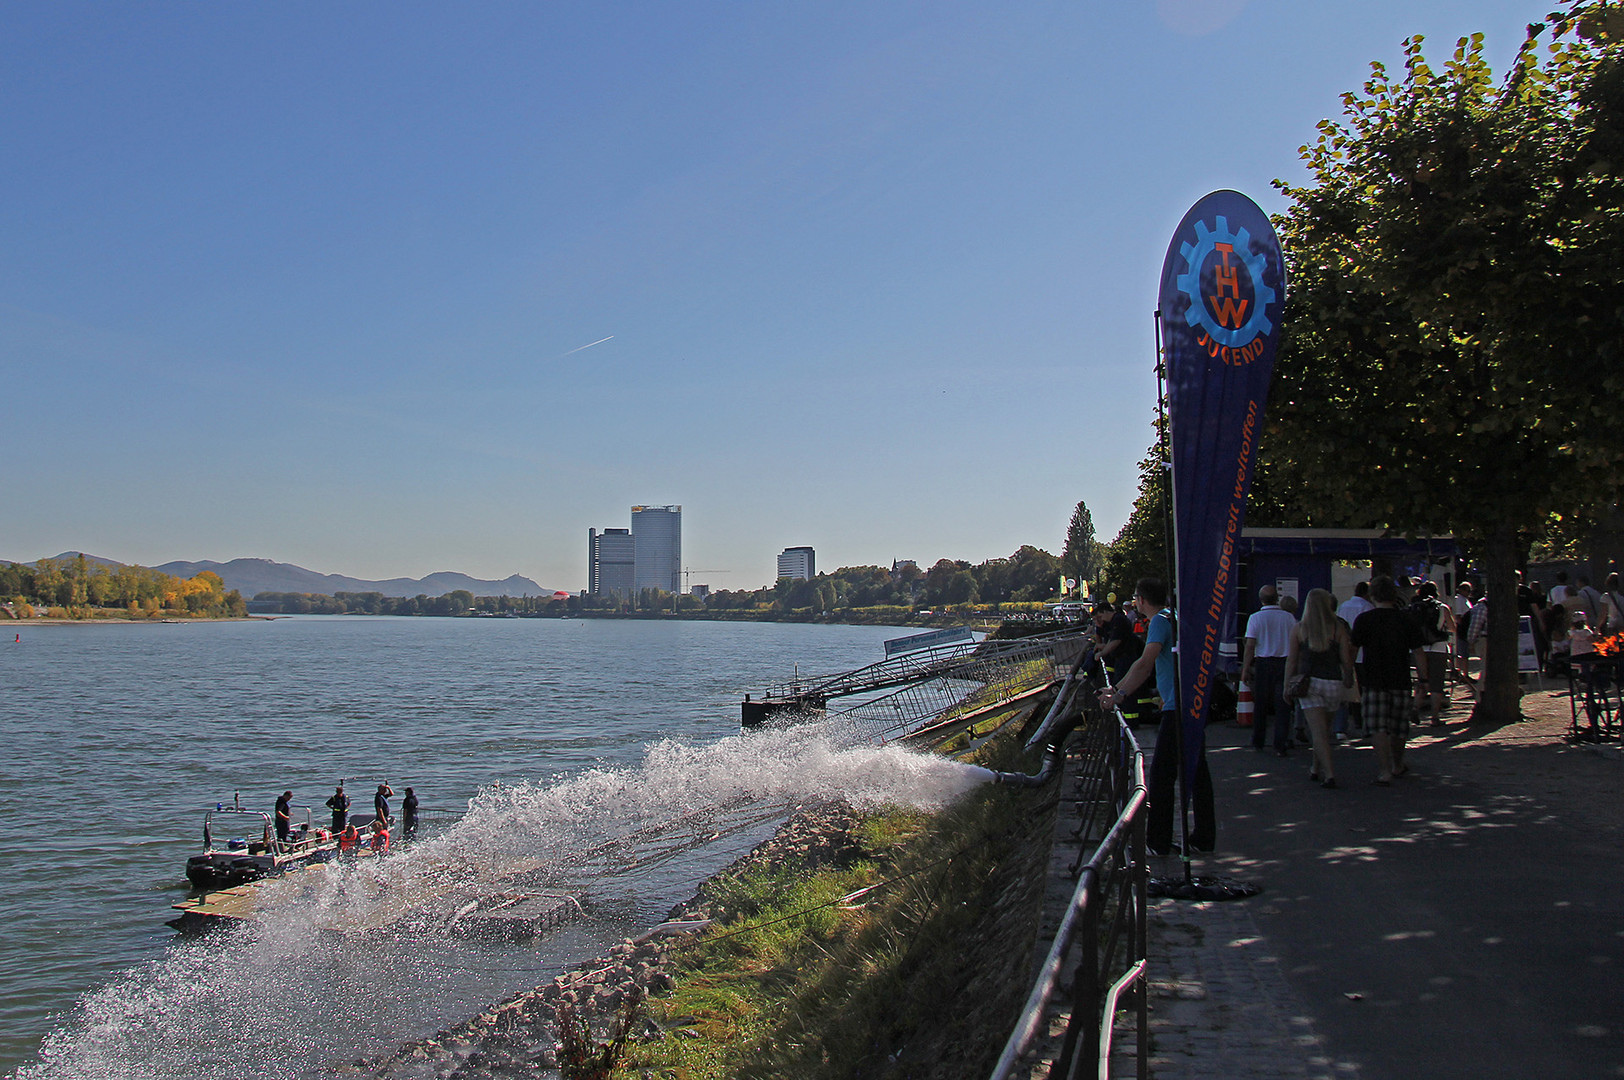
[1158,190,1285,789]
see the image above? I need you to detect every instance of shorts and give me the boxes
[1301,677,1345,712]
[1423,651,1447,695]
[1362,688,1415,737]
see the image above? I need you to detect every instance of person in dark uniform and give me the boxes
[1092,602,1148,724]
[1091,602,1141,682]
[401,787,419,838]
[274,790,293,843]
[374,782,394,825]
[325,786,350,834]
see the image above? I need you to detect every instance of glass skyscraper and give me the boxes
[630,505,681,593]
[588,528,636,596]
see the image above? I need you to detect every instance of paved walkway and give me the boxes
[1139,687,1624,1080]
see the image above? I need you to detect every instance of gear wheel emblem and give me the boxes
[1175,216,1276,349]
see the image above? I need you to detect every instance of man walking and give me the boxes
[1351,576,1428,785]
[1241,585,1297,755]
[1336,581,1375,734]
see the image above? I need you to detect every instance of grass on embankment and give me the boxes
[624,708,1056,1079]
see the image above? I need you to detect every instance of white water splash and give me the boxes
[445,719,991,853]
[17,721,997,1079]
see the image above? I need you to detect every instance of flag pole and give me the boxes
[1154,307,1192,883]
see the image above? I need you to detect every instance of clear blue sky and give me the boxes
[1,0,1541,591]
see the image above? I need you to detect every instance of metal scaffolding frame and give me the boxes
[756,630,1091,744]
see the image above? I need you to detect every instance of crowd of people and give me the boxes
[1524,571,1624,675]
[1078,567,1619,856]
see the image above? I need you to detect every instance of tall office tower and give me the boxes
[588,528,636,596]
[777,546,816,582]
[631,505,682,593]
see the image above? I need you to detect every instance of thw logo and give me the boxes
[1207,243,1250,328]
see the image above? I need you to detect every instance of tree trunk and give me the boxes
[1470,525,1524,727]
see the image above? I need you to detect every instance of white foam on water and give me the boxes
[16,720,995,1079]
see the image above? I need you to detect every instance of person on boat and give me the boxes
[338,823,360,854]
[401,787,419,838]
[374,782,394,825]
[273,790,293,844]
[369,819,390,853]
[326,786,350,834]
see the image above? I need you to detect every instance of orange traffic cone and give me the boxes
[1237,682,1254,727]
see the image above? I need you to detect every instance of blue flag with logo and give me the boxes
[1158,190,1285,788]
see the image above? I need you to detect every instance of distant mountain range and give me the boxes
[24,553,560,599]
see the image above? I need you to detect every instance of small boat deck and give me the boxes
[170,866,307,931]
[170,849,583,941]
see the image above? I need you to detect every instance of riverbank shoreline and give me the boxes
[353,700,1056,1079]
[5,615,269,625]
[345,801,872,1078]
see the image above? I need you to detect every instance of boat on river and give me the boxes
[185,802,339,890]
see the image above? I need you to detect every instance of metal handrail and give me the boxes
[1097,959,1148,1080]
[989,707,1148,1080]
[202,806,333,858]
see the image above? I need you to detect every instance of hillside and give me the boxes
[20,553,556,599]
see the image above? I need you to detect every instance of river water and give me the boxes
[0,616,989,1079]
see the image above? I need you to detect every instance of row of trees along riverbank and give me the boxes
[246,546,1084,620]
[1,555,248,619]
[1105,4,1624,728]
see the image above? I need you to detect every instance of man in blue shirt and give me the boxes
[1098,577,1215,857]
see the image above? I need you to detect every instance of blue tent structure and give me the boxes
[1222,528,1459,671]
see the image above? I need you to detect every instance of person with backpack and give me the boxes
[1407,582,1454,727]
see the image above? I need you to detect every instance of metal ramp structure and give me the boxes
[744,630,1091,744]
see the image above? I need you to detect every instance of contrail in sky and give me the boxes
[559,335,614,357]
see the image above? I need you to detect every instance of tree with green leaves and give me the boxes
[1060,501,1100,591]
[1264,4,1624,724]
[1103,430,1170,597]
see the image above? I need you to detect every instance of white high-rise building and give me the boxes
[777,546,815,582]
[631,505,682,593]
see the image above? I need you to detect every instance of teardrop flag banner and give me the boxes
[1158,190,1285,789]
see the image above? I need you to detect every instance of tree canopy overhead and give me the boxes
[1263,3,1624,722]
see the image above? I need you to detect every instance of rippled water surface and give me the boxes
[0,616,982,1078]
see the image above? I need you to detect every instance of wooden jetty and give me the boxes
[169,862,324,931]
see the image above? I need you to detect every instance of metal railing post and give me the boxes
[1131,739,1150,1080]
[988,708,1149,1080]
